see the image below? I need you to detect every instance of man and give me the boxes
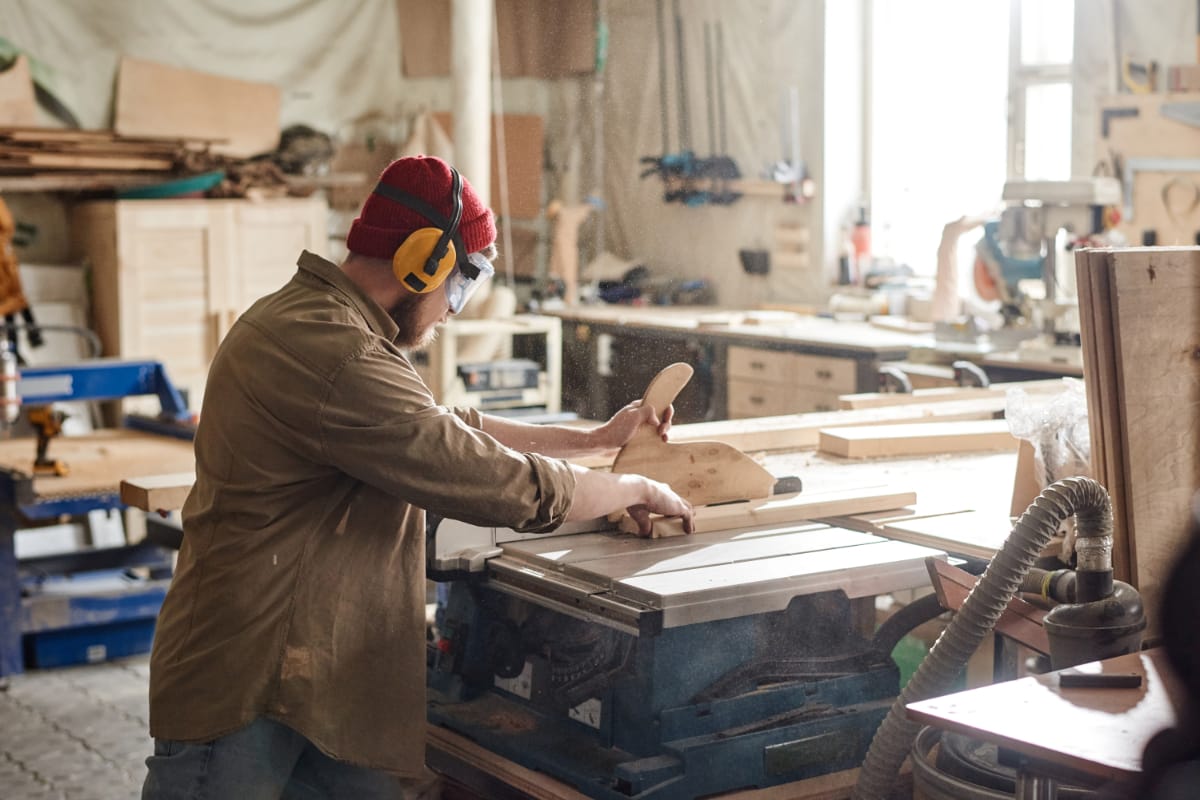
[142,155,693,799]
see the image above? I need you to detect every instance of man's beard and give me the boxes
[389,294,440,349]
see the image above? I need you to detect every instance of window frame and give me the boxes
[1007,0,1074,178]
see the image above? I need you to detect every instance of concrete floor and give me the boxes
[0,655,151,800]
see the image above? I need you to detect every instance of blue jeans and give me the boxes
[142,717,440,799]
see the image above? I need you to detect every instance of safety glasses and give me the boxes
[445,252,495,314]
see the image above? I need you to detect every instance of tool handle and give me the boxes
[640,362,693,418]
[1059,672,1142,689]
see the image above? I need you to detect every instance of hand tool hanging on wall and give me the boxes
[639,2,742,206]
[704,21,741,205]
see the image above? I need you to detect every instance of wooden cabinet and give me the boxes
[69,197,328,410]
[727,345,857,418]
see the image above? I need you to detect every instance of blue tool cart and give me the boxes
[0,358,195,678]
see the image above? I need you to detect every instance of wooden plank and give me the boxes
[120,472,195,512]
[817,419,1017,458]
[620,487,917,538]
[1089,251,1134,584]
[15,151,175,171]
[426,724,592,800]
[837,379,1063,410]
[114,56,280,158]
[571,396,1009,469]
[1106,247,1200,630]
[0,55,38,127]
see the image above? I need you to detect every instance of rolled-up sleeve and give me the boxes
[318,345,575,532]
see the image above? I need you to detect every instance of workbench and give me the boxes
[545,307,927,422]
[546,306,1084,423]
[0,430,196,676]
[907,648,1184,798]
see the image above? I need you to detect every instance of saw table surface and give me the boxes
[500,520,944,628]
[0,429,195,501]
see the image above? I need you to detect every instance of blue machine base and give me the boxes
[24,617,156,669]
[428,684,891,800]
[19,572,167,670]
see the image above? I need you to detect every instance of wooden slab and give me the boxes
[817,419,1017,459]
[114,56,280,158]
[120,472,195,513]
[1106,248,1200,626]
[619,486,917,538]
[611,363,775,507]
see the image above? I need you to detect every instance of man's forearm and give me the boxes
[565,466,648,521]
[480,414,607,458]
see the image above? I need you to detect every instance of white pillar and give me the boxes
[452,0,493,207]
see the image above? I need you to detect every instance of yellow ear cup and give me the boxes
[392,227,458,293]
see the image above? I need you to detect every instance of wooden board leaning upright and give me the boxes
[1076,246,1200,634]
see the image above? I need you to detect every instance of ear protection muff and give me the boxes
[371,168,466,294]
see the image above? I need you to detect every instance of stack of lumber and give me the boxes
[0,126,216,189]
[1076,246,1200,632]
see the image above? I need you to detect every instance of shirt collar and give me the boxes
[296,250,400,342]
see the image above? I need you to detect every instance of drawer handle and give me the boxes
[816,369,833,380]
[750,396,764,404]
[750,361,766,370]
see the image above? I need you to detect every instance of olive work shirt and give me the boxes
[148,250,576,777]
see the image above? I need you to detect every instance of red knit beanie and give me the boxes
[346,155,496,259]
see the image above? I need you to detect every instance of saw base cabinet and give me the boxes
[70,197,329,411]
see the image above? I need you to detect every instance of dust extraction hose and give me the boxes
[851,476,1112,800]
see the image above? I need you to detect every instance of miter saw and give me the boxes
[973,177,1122,339]
[424,365,945,799]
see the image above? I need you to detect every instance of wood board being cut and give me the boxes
[817,419,1017,459]
[619,486,917,538]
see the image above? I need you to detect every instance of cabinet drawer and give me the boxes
[727,345,858,392]
[727,378,842,418]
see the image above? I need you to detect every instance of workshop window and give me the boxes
[868,0,1074,276]
[868,0,1009,275]
[1010,0,1075,181]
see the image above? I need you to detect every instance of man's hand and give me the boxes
[625,477,694,537]
[568,468,694,535]
[591,399,675,453]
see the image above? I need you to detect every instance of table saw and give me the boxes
[426,504,945,799]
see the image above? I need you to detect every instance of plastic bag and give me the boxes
[1006,378,1091,561]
